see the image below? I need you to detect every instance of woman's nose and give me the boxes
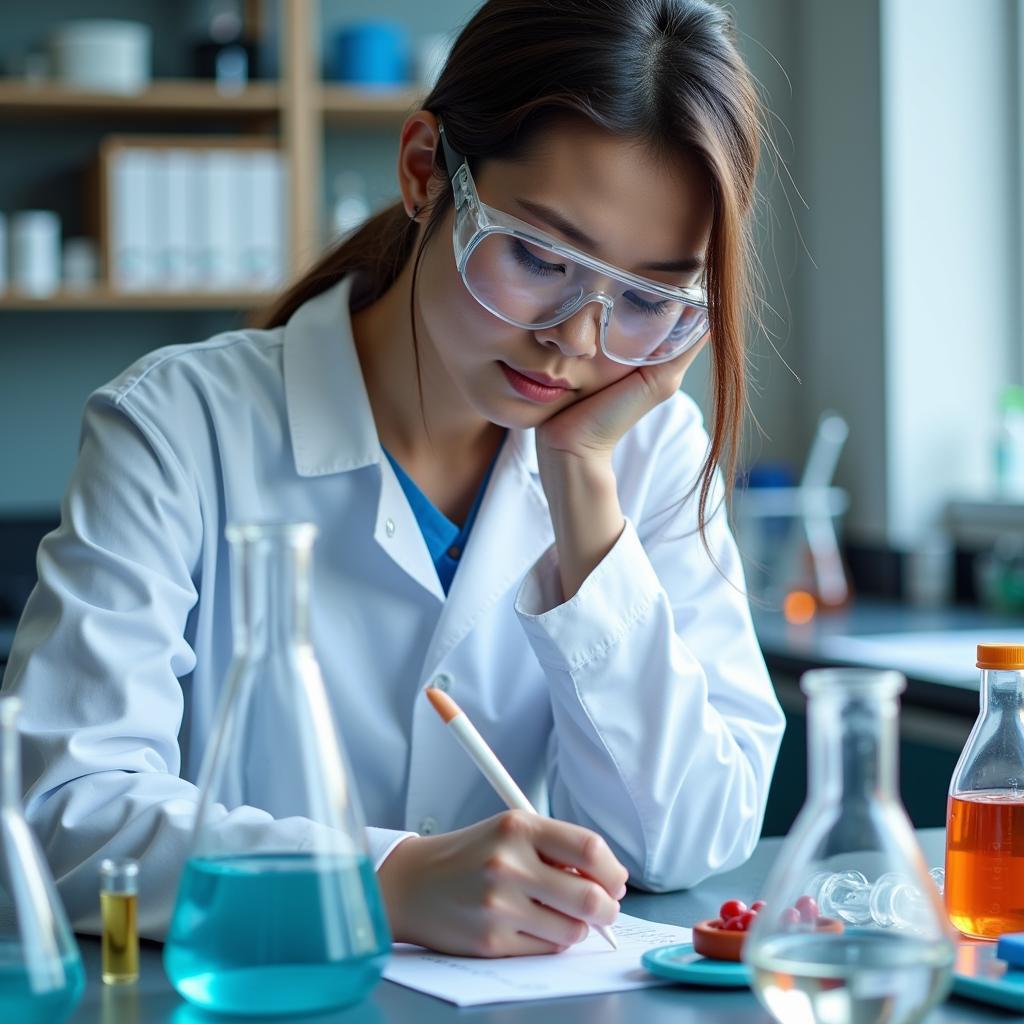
[534,300,603,359]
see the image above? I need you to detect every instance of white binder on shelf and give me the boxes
[109,148,156,292]
[242,149,285,289]
[162,149,196,290]
[199,149,243,290]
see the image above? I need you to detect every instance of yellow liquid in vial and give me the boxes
[101,891,138,984]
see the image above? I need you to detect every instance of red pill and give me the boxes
[719,899,747,921]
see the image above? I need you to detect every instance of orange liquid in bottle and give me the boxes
[945,790,1024,938]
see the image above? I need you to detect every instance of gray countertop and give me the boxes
[752,600,1024,714]
[67,829,1015,1023]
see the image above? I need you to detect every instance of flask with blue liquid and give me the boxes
[163,522,391,1017]
[0,696,85,1023]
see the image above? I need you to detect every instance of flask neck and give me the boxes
[229,528,314,655]
[807,692,899,802]
[0,700,21,811]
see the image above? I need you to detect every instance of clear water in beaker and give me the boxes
[744,669,955,1024]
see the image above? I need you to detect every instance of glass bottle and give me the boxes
[163,522,391,1017]
[945,643,1024,938]
[0,696,85,1022]
[743,669,955,1024]
[99,858,139,984]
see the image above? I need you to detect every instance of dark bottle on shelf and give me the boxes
[193,0,258,91]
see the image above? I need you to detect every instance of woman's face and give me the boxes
[414,119,713,430]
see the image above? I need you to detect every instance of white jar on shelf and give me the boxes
[10,211,61,297]
[50,20,152,95]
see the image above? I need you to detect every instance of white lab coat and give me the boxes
[2,274,784,940]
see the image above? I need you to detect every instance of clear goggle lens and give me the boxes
[462,231,709,363]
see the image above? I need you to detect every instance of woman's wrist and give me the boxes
[537,451,624,601]
[376,834,425,944]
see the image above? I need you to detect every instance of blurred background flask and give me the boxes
[743,669,955,1024]
[163,522,391,1017]
[945,643,1024,939]
[0,696,85,1023]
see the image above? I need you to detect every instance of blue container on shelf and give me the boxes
[332,21,410,87]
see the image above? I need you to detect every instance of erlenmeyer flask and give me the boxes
[163,522,391,1017]
[0,696,85,1022]
[743,669,956,1024]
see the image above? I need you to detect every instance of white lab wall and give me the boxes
[881,0,1018,546]
[790,0,889,539]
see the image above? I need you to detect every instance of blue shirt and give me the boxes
[383,437,505,594]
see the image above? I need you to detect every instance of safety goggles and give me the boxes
[437,119,710,366]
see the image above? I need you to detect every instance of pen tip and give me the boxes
[425,686,461,723]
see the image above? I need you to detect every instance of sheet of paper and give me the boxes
[382,912,691,1006]
[819,629,1024,687]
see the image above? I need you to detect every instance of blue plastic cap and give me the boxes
[996,933,1024,969]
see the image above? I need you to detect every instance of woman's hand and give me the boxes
[536,337,708,463]
[376,810,628,957]
[534,338,708,600]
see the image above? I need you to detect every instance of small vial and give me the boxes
[100,858,139,985]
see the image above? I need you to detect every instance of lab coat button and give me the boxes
[384,518,396,538]
[432,672,453,693]
[419,816,438,835]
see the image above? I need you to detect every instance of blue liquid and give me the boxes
[164,852,391,1016]
[0,944,85,1024]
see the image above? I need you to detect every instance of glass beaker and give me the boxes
[945,643,1024,939]
[743,669,955,1024]
[163,522,391,1017]
[0,696,85,1022]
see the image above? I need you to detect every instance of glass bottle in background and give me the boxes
[163,522,391,1017]
[743,669,955,1024]
[100,858,139,984]
[945,643,1024,939]
[0,697,85,1023]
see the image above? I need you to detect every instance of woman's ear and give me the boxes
[397,110,446,221]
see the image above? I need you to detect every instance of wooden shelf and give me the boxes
[0,78,281,117]
[321,84,425,124]
[0,289,274,311]
[0,79,423,122]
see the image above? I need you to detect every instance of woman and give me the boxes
[3,0,785,956]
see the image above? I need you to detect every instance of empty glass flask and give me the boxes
[743,669,956,1024]
[163,522,391,1016]
[0,696,85,1022]
[945,643,1024,939]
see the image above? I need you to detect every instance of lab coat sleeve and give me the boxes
[1,388,414,940]
[513,399,785,893]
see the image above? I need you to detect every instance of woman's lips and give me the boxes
[499,362,572,403]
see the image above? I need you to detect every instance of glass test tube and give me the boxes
[100,858,139,985]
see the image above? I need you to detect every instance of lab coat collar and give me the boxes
[283,274,540,478]
[283,275,381,477]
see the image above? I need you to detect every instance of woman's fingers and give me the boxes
[525,861,621,929]
[512,898,594,950]
[523,814,629,898]
[499,932,568,958]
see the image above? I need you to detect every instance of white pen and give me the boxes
[425,686,618,950]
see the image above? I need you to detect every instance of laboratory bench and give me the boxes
[750,598,1023,837]
[67,829,1016,1024]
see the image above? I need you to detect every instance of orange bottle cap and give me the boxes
[977,643,1024,670]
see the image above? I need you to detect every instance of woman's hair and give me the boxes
[259,0,764,555]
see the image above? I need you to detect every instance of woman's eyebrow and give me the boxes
[513,197,704,273]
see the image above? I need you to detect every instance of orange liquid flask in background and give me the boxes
[945,644,1024,939]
